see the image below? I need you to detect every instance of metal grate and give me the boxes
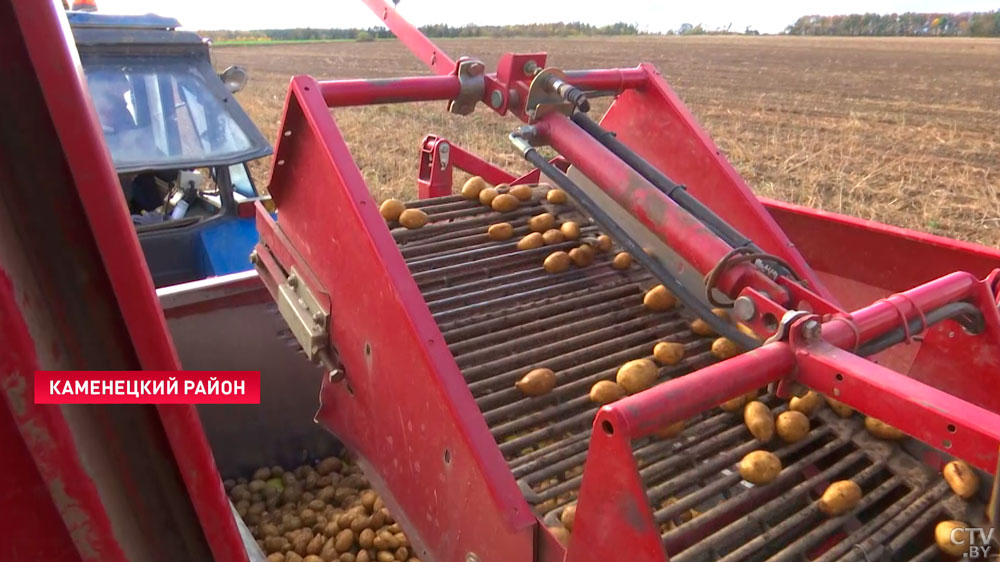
[390,185,988,560]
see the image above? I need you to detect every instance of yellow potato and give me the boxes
[942,460,979,499]
[825,396,854,418]
[379,198,406,221]
[789,391,823,415]
[596,234,613,252]
[720,394,747,412]
[548,525,570,546]
[461,176,487,200]
[643,285,676,311]
[739,450,782,485]
[935,520,971,556]
[529,213,555,233]
[560,221,581,241]
[865,417,905,440]
[515,368,556,396]
[589,380,627,404]
[612,252,632,270]
[776,410,810,443]
[546,189,568,204]
[744,400,774,442]
[652,419,686,439]
[652,341,684,365]
[398,209,428,229]
[487,222,514,241]
[560,504,576,531]
[542,229,565,245]
[544,251,571,274]
[737,322,762,342]
[616,358,658,394]
[509,184,533,201]
[517,232,544,250]
[576,243,595,259]
[818,480,862,516]
[568,247,593,267]
[710,337,740,360]
[690,319,713,336]
[491,193,520,212]
[479,187,498,206]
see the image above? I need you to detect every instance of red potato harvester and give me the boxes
[2,0,999,561]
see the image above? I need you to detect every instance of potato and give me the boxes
[689,319,712,336]
[359,528,375,549]
[865,417,905,440]
[542,229,565,245]
[611,252,632,270]
[515,368,557,396]
[576,243,595,259]
[560,503,576,531]
[568,247,593,267]
[461,176,486,200]
[543,251,571,274]
[394,547,409,561]
[942,460,979,499]
[710,338,740,360]
[305,533,324,556]
[818,480,861,516]
[720,394,747,412]
[254,467,273,481]
[736,322,762,342]
[589,380,627,404]
[356,552,371,562]
[776,410,810,443]
[509,184,533,201]
[789,391,823,415]
[935,520,971,556]
[529,213,555,233]
[652,341,684,365]
[517,232,544,250]
[643,285,676,311]
[547,525,571,546]
[491,193,519,212]
[744,400,774,442]
[546,189,568,204]
[739,450,782,485]
[560,221,581,241]
[337,555,355,562]
[267,554,285,562]
[616,359,657,394]
[334,529,354,553]
[487,222,513,241]
[360,490,377,512]
[595,234,613,252]
[825,396,854,418]
[379,199,406,222]
[478,187,498,206]
[653,419,686,439]
[288,555,306,562]
[398,209,428,230]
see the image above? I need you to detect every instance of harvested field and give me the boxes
[214,36,1000,246]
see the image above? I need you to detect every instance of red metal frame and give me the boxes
[255,5,1000,560]
[255,75,536,562]
[416,134,518,198]
[1,2,245,561]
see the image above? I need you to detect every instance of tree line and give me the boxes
[202,22,639,43]
[201,10,1000,42]
[785,11,1000,37]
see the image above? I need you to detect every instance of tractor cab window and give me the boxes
[85,63,254,170]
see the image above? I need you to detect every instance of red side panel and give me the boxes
[259,75,536,562]
[599,64,834,302]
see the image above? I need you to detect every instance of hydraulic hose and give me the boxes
[570,111,797,282]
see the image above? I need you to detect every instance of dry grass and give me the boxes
[215,36,1000,246]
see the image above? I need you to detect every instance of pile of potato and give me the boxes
[227,455,419,562]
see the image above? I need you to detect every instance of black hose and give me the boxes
[510,132,760,350]
[857,302,983,357]
[570,111,798,280]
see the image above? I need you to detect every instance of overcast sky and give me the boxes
[96,0,998,34]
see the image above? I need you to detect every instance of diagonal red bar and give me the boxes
[359,0,455,75]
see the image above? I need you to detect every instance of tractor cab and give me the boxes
[70,11,273,287]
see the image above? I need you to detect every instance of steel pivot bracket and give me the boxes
[449,59,485,116]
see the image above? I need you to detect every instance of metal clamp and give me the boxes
[448,59,485,116]
[525,68,576,122]
[258,259,343,382]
